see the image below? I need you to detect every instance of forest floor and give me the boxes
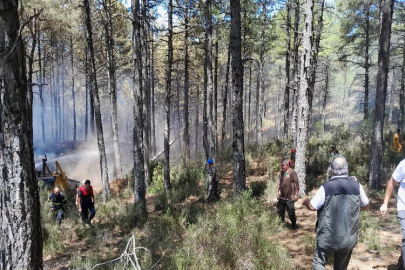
[42,155,404,270]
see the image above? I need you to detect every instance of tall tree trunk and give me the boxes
[38,25,46,143]
[85,47,89,140]
[364,4,371,121]
[141,0,150,186]
[369,0,394,189]
[183,8,191,162]
[295,0,314,197]
[84,0,111,201]
[248,66,252,139]
[322,61,330,132]
[132,0,146,214]
[258,0,267,146]
[214,41,218,152]
[308,0,325,126]
[230,0,246,196]
[291,0,300,147]
[205,0,215,160]
[388,68,395,124]
[151,34,156,156]
[103,0,123,179]
[284,0,291,138]
[70,37,77,145]
[164,0,173,191]
[0,1,43,267]
[62,49,65,140]
[27,15,37,139]
[400,38,405,130]
[195,78,200,155]
[221,44,231,150]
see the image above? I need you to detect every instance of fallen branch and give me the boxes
[151,132,183,161]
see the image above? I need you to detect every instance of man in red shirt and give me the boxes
[78,179,96,225]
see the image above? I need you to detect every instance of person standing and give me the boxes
[206,159,220,201]
[48,187,68,226]
[302,156,369,270]
[393,129,403,153]
[276,159,299,229]
[380,158,405,269]
[78,180,96,225]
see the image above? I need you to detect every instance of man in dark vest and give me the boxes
[302,155,369,270]
[48,187,68,226]
[276,159,299,229]
[78,179,96,225]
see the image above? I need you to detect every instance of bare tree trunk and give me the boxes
[85,47,89,141]
[284,0,291,138]
[84,0,110,201]
[38,25,46,143]
[291,0,300,147]
[221,44,231,150]
[132,0,146,213]
[214,41,218,153]
[151,35,156,156]
[258,0,267,146]
[295,0,314,197]
[103,0,123,179]
[308,0,325,127]
[322,61,330,132]
[400,38,405,130]
[248,66,252,140]
[388,68,396,125]
[183,8,191,162]
[369,0,394,189]
[62,49,65,140]
[0,1,43,266]
[70,36,77,145]
[141,0,150,186]
[195,78,200,155]
[230,0,246,196]
[364,4,371,121]
[164,0,173,191]
[205,0,215,160]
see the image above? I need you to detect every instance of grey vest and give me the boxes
[316,176,360,251]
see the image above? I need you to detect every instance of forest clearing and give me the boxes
[2,0,405,268]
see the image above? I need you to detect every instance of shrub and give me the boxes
[169,191,291,270]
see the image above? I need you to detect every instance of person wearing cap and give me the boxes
[302,155,369,269]
[48,187,68,226]
[77,179,96,225]
[393,128,403,153]
[276,159,299,229]
[206,159,220,201]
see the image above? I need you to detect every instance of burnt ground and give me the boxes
[41,151,403,270]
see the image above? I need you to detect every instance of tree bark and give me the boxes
[214,41,218,152]
[295,0,314,197]
[284,0,291,138]
[230,0,246,196]
[103,0,123,179]
[400,38,405,130]
[164,0,173,192]
[368,0,394,189]
[195,78,200,155]
[205,0,215,160]
[132,0,147,213]
[183,8,191,162]
[70,36,77,145]
[0,1,43,267]
[388,68,395,124]
[258,0,267,146]
[151,34,156,156]
[38,25,46,143]
[221,44,231,150]
[291,0,300,147]
[84,0,111,201]
[364,3,371,121]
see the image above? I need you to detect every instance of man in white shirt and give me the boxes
[380,158,405,269]
[302,156,369,270]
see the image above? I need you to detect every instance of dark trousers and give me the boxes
[277,199,296,226]
[206,180,219,199]
[398,211,405,269]
[313,245,353,270]
[81,203,96,223]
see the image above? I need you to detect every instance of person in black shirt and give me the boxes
[48,187,68,226]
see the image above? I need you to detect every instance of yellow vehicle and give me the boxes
[37,156,79,192]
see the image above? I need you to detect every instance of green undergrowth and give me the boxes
[168,191,291,270]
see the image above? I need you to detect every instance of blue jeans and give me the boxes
[81,203,96,223]
[398,211,405,269]
[54,209,64,225]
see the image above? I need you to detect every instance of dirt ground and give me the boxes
[42,158,404,270]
